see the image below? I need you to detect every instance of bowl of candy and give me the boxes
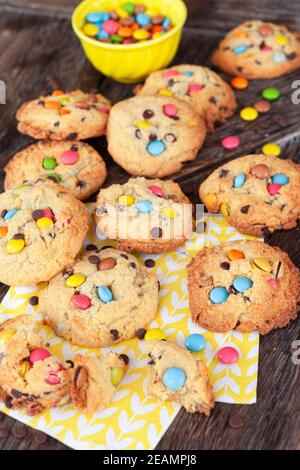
[72,0,187,83]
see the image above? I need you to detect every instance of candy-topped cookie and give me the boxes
[40,248,159,348]
[95,177,193,253]
[16,90,111,140]
[146,340,214,415]
[136,65,237,131]
[107,96,206,177]
[5,141,107,201]
[187,240,300,335]
[211,20,300,79]
[0,180,89,286]
[199,154,300,236]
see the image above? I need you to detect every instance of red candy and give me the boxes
[98,106,110,113]
[43,208,56,222]
[163,104,177,117]
[149,185,164,197]
[72,294,91,310]
[222,136,240,149]
[217,347,239,364]
[46,374,61,385]
[164,70,180,78]
[60,150,79,165]
[267,183,281,195]
[29,348,51,365]
[262,46,272,52]
[102,20,119,35]
[188,83,204,93]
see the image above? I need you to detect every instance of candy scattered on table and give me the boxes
[222,135,240,149]
[185,334,206,352]
[240,107,258,121]
[217,346,239,364]
[254,100,271,113]
[230,76,249,90]
[111,367,125,386]
[262,87,280,101]
[262,142,281,156]
[162,367,186,390]
[144,328,166,341]
[82,3,174,44]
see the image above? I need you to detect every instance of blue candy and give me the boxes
[147,140,166,156]
[209,287,230,304]
[233,173,246,188]
[4,208,18,220]
[233,44,249,54]
[185,334,206,352]
[271,173,289,185]
[272,52,286,63]
[233,277,253,293]
[162,18,171,30]
[135,200,153,213]
[97,30,109,40]
[97,286,113,303]
[86,12,105,23]
[183,71,194,76]
[163,367,186,390]
[136,13,151,26]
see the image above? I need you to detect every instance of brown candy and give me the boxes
[74,101,91,110]
[251,164,270,179]
[99,257,117,271]
[254,100,271,113]
[259,25,273,36]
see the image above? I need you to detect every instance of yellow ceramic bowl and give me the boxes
[72,0,187,83]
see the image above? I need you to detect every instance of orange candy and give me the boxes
[227,249,245,261]
[118,27,133,38]
[152,25,163,33]
[235,30,248,38]
[45,101,61,110]
[0,226,8,238]
[231,76,249,90]
[52,89,64,96]
[59,108,71,116]
[131,23,139,31]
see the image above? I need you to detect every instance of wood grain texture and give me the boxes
[0,0,299,451]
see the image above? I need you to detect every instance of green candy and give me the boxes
[262,87,280,101]
[123,2,135,15]
[46,173,61,183]
[43,156,57,170]
[111,34,123,43]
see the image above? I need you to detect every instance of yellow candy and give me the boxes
[159,89,173,96]
[6,238,25,254]
[188,118,198,128]
[275,34,288,45]
[83,23,99,37]
[146,7,160,16]
[252,258,272,273]
[240,107,258,121]
[162,207,177,219]
[262,143,281,157]
[111,367,125,386]
[133,29,149,41]
[36,217,54,229]
[135,121,152,128]
[144,328,166,341]
[153,32,164,40]
[206,193,219,211]
[220,203,230,218]
[118,195,135,206]
[116,7,129,17]
[0,329,16,344]
[18,360,31,378]
[65,273,86,288]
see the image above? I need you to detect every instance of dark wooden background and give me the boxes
[0,0,299,450]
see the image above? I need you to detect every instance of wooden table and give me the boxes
[0,0,299,451]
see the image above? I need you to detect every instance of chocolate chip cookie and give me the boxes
[16,89,111,140]
[211,20,300,79]
[187,240,300,335]
[5,140,107,201]
[199,154,300,236]
[107,95,206,177]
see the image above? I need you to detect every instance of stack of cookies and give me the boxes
[1,19,300,417]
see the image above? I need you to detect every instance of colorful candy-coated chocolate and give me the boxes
[268,278,278,290]
[135,200,153,213]
[262,87,280,101]
[18,360,31,378]
[252,258,272,273]
[46,374,61,385]
[164,69,181,77]
[102,20,119,35]
[60,150,79,165]
[136,120,151,128]
[43,208,55,222]
[227,249,244,260]
[0,226,8,238]
[97,286,113,303]
[72,294,91,310]
[29,348,51,365]
[4,208,18,220]
[147,140,166,156]
[159,89,173,96]
[217,347,239,364]
[206,192,219,211]
[97,30,109,40]
[162,367,186,390]
[111,367,125,386]
[231,76,249,90]
[233,44,248,54]
[6,238,25,254]
[144,328,166,341]
[254,100,271,113]
[136,13,151,26]
[222,135,240,149]
[163,103,177,117]
[162,207,177,219]
[119,195,135,206]
[262,143,281,156]
[220,202,230,217]
[233,173,246,188]
[233,276,253,293]
[65,273,86,288]
[183,70,194,76]
[240,107,258,121]
[188,83,204,93]
[251,164,270,179]
[123,2,135,15]
[185,334,206,352]
[36,217,54,229]
[267,183,282,195]
[272,52,286,63]
[99,257,116,271]
[86,12,107,23]
[43,156,57,170]
[83,23,99,37]
[149,185,164,197]
[133,29,149,40]
[271,173,289,185]
[209,287,230,304]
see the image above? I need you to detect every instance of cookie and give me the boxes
[107,95,206,178]
[5,140,107,201]
[199,154,300,236]
[136,64,237,131]
[95,177,193,254]
[211,20,300,79]
[16,89,111,140]
[146,340,214,415]
[187,240,300,335]
[39,248,159,348]
[0,180,89,286]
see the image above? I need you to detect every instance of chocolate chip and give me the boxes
[229,285,238,295]
[1,210,7,219]
[119,354,129,365]
[219,169,229,178]
[148,359,155,365]
[220,262,230,270]
[86,244,97,251]
[47,176,57,183]
[143,109,154,119]
[165,133,177,143]
[70,144,78,151]
[54,121,60,128]
[136,328,146,339]
[38,100,45,106]
[209,96,217,104]
[66,133,78,141]
[110,329,119,340]
[135,129,142,139]
[66,359,74,368]
[150,227,163,239]
[12,233,25,240]
[287,52,296,60]
[129,262,136,269]
[76,180,86,188]
[11,388,23,398]
[88,255,100,265]
[0,428,9,439]
[240,205,250,214]
[262,227,271,236]
[120,254,128,259]
[145,259,155,268]
[99,245,113,251]
[170,115,179,121]
[33,431,48,445]
[4,396,13,409]
[228,415,245,429]
[12,424,27,439]
[73,366,82,386]
[29,296,39,306]
[168,79,175,86]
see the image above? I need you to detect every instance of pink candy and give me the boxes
[72,294,91,310]
[102,20,119,35]
[29,348,51,365]
[267,183,281,195]
[217,347,239,364]
[262,46,272,52]
[60,150,79,165]
[98,106,110,113]
[43,208,56,222]
[188,83,204,93]
[222,136,240,149]
[163,104,177,117]
[46,374,61,385]
[164,69,181,78]
[149,185,165,197]
[268,278,278,290]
